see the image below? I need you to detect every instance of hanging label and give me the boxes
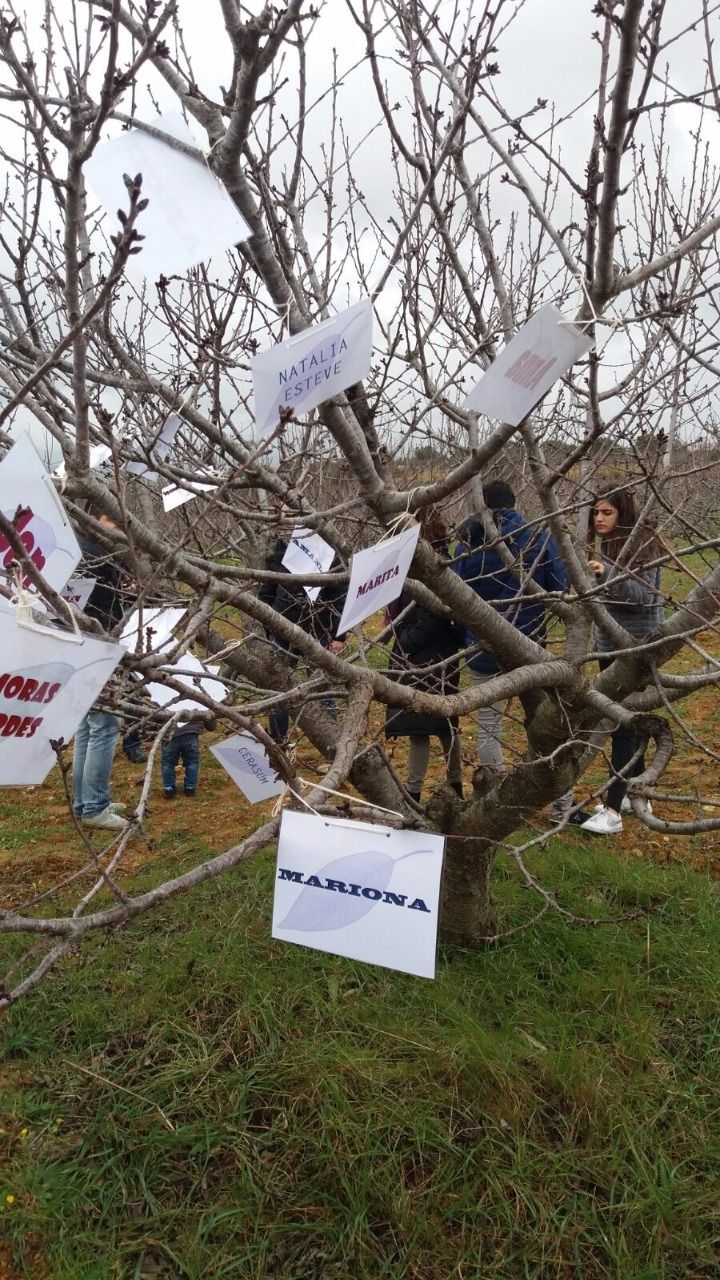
[210,733,285,804]
[252,299,373,439]
[0,434,81,611]
[336,523,420,636]
[463,304,593,425]
[0,610,123,786]
[281,528,335,602]
[85,113,251,280]
[272,810,445,978]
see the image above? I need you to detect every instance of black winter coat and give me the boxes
[385,593,462,739]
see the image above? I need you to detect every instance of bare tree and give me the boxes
[0,0,718,1005]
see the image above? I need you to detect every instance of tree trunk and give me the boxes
[440,834,498,945]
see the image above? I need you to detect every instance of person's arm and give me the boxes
[591,559,659,604]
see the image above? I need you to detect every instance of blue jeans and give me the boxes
[161,734,200,794]
[73,711,121,818]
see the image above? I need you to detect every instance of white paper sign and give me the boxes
[463,304,593,425]
[161,476,218,512]
[252,299,374,439]
[120,606,188,654]
[125,414,181,480]
[146,652,228,714]
[0,611,123,786]
[0,435,81,610]
[272,810,445,978]
[210,733,285,804]
[281,527,335,602]
[55,443,112,481]
[336,523,420,636]
[85,113,251,280]
[61,577,96,612]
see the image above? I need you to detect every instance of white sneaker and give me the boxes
[621,797,652,816]
[82,807,128,831]
[580,805,623,835]
[109,802,127,814]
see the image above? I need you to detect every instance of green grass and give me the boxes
[1,838,719,1279]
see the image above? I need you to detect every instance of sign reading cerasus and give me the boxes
[463,303,593,425]
[281,528,335,602]
[85,112,251,280]
[0,435,81,612]
[0,611,123,786]
[336,522,421,636]
[210,733,285,804]
[251,299,373,439]
[272,811,446,978]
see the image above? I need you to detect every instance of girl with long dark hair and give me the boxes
[580,484,664,835]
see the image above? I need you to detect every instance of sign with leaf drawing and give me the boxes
[281,528,335,602]
[85,113,251,280]
[336,522,420,636]
[463,303,593,425]
[251,299,374,439]
[272,810,445,978]
[0,434,81,613]
[210,733,285,805]
[0,610,123,787]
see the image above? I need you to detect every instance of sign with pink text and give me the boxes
[210,733,285,805]
[251,299,373,439]
[0,611,122,786]
[272,810,445,978]
[60,577,96,613]
[336,523,420,636]
[463,304,593,425]
[85,113,251,280]
[282,527,335,602]
[0,435,81,612]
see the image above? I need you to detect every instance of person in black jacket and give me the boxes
[385,509,463,803]
[72,512,130,832]
[258,529,345,744]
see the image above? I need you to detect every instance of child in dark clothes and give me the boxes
[161,715,216,798]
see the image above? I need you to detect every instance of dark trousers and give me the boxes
[161,734,200,794]
[599,659,645,812]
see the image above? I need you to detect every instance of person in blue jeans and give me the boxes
[73,709,123,827]
[72,512,130,831]
[161,716,215,797]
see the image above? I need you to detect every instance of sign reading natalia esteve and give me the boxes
[281,528,335,602]
[251,299,373,439]
[0,435,81,611]
[0,611,123,786]
[210,733,285,805]
[272,810,446,978]
[463,303,593,425]
[336,523,420,636]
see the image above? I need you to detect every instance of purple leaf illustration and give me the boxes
[277,847,432,933]
[260,307,368,433]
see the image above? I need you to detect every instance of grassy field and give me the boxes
[1,796,719,1278]
[1,557,718,1278]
